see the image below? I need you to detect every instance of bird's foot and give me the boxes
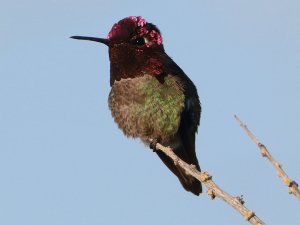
[149,139,159,152]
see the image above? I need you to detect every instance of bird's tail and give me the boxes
[155,141,202,196]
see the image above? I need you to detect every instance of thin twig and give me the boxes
[234,115,300,200]
[151,140,266,225]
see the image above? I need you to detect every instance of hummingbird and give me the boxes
[71,16,202,195]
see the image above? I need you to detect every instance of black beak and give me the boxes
[70,36,110,46]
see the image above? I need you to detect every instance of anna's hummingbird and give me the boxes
[71,16,202,195]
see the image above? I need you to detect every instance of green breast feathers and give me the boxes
[108,74,185,140]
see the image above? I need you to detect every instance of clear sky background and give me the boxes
[1,1,299,225]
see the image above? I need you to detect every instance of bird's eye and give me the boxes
[134,37,145,45]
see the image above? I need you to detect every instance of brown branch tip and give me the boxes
[234,115,300,200]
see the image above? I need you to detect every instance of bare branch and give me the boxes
[234,115,300,200]
[151,141,266,225]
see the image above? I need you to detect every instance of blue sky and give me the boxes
[1,1,299,225]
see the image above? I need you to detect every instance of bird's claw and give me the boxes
[149,139,159,152]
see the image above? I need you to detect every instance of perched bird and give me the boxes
[71,16,202,195]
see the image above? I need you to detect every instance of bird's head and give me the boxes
[71,16,167,84]
[72,16,163,50]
